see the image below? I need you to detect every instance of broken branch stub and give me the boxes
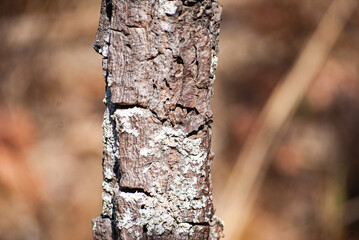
[92,0,223,239]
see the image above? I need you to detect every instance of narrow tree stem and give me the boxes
[92,0,223,239]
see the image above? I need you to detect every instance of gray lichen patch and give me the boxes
[100,107,119,218]
[115,191,177,238]
[112,108,215,236]
[115,191,210,239]
[114,107,150,137]
[158,0,179,16]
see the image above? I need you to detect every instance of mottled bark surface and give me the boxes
[92,0,223,239]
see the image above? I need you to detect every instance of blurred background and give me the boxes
[0,0,358,239]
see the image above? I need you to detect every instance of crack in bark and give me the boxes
[186,222,210,227]
[175,56,184,64]
[187,124,206,138]
[112,103,166,124]
[174,103,199,115]
[119,187,152,197]
[181,0,200,7]
[110,27,130,36]
[164,78,172,90]
[105,0,112,20]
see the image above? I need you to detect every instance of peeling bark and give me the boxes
[92,0,223,239]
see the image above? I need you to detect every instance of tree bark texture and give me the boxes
[92,0,223,239]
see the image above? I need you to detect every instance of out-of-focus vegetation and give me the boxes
[0,0,358,239]
[0,0,103,239]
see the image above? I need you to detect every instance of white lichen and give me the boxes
[159,0,178,16]
[99,45,109,57]
[103,31,110,44]
[210,50,218,76]
[139,147,153,157]
[117,184,205,236]
[102,107,120,161]
[115,111,214,236]
[115,107,149,137]
[104,168,113,180]
[209,215,224,239]
[176,223,194,236]
[116,191,176,236]
[210,50,219,95]
[102,192,113,217]
[141,124,208,203]
[102,181,113,194]
[101,106,119,217]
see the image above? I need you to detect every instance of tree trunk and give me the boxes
[92,0,223,239]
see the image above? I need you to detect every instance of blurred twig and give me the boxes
[218,0,358,239]
[344,196,359,226]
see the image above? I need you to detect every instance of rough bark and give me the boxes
[92,0,223,239]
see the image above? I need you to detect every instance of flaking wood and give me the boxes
[92,0,223,239]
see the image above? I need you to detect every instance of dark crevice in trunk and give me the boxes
[187,124,206,137]
[112,103,167,124]
[112,103,148,110]
[164,78,172,90]
[186,221,210,227]
[175,103,200,115]
[119,187,152,197]
[105,0,112,20]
